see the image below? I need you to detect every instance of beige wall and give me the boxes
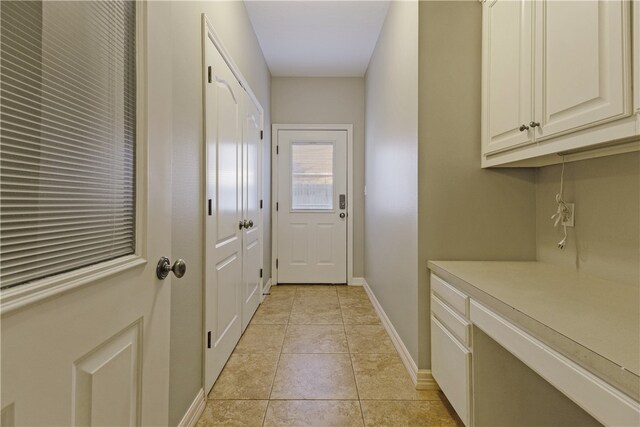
[169,2,271,425]
[536,152,640,286]
[418,1,537,368]
[364,0,420,361]
[271,77,365,276]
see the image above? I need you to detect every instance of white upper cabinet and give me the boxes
[483,0,534,155]
[482,0,636,167]
[534,0,630,140]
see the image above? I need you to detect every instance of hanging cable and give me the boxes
[551,157,569,249]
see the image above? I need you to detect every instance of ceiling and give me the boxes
[244,1,390,77]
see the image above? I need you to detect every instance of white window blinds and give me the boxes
[0,1,137,289]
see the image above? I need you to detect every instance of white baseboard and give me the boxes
[261,278,272,302]
[417,369,440,390]
[362,279,419,386]
[178,388,206,427]
[349,277,365,286]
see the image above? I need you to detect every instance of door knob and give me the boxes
[529,121,540,128]
[239,220,245,230]
[339,212,346,219]
[247,219,254,228]
[519,124,530,132]
[156,257,187,280]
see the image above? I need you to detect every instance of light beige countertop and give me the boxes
[427,260,640,400]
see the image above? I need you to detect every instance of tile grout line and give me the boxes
[264,286,295,425]
[339,291,367,427]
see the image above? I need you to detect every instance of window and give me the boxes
[0,1,137,289]
[291,142,334,210]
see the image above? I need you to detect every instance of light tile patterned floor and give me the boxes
[197,285,463,427]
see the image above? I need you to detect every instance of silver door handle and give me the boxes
[156,257,187,280]
[339,212,346,219]
[247,219,254,228]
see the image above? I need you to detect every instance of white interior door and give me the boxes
[276,130,347,284]
[241,94,263,331]
[203,26,244,393]
[0,2,173,426]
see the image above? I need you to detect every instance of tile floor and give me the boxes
[197,285,463,427]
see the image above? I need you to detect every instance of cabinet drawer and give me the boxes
[431,316,471,426]
[432,294,471,347]
[431,274,469,317]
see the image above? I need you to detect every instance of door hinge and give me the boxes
[207,331,211,349]
[260,130,264,140]
[276,145,279,155]
[260,268,263,278]
[276,259,278,269]
[260,199,263,209]
[276,202,279,211]
[208,199,212,216]
[207,66,212,83]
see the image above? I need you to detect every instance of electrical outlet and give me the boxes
[562,203,575,227]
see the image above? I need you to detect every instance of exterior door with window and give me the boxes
[0,2,174,425]
[276,130,347,284]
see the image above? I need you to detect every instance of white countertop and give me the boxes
[427,261,640,379]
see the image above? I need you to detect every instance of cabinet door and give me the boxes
[431,316,471,426]
[483,0,534,155]
[534,0,631,140]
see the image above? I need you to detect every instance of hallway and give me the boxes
[196,285,462,426]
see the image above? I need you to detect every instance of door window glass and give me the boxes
[291,142,334,210]
[0,1,137,289]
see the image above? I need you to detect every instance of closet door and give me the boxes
[534,0,631,141]
[241,93,262,331]
[482,0,534,155]
[203,32,243,392]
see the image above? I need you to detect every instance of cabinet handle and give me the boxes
[519,124,530,132]
[529,121,540,128]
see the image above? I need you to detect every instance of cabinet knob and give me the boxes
[519,124,530,132]
[529,121,540,128]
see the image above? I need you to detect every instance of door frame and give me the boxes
[271,124,354,285]
[201,14,265,392]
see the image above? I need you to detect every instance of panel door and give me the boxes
[276,130,347,284]
[1,2,173,425]
[204,33,243,392]
[483,0,534,155]
[534,0,630,140]
[241,94,262,331]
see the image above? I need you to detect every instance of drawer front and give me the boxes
[431,273,469,317]
[432,294,471,347]
[431,316,471,426]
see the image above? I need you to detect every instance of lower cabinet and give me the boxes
[431,316,472,426]
[431,274,473,426]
